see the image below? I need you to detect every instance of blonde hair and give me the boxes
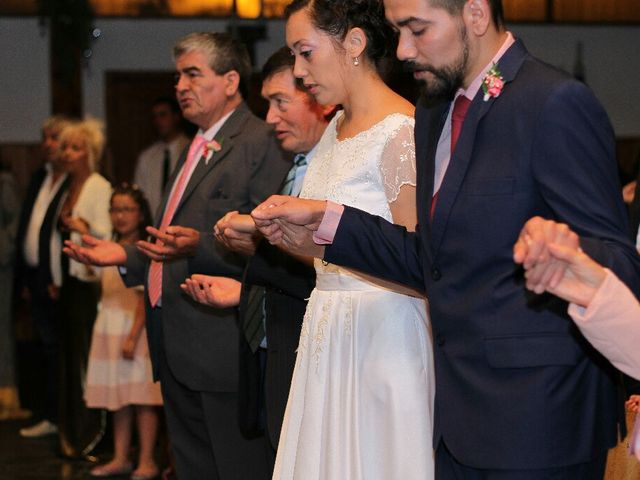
[42,115,72,134]
[58,118,105,172]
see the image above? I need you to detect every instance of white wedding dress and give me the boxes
[273,111,435,480]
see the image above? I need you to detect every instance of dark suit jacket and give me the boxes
[238,239,315,448]
[324,40,640,469]
[123,103,290,392]
[15,166,69,297]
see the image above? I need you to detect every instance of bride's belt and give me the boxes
[315,267,425,299]
[315,271,383,292]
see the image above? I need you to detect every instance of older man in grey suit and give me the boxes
[64,33,290,479]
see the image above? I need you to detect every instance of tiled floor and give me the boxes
[0,418,104,480]
[0,418,167,480]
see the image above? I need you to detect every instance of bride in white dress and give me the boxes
[274,1,435,478]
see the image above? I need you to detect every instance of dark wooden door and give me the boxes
[105,71,193,184]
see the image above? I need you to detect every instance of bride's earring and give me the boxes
[353,56,359,66]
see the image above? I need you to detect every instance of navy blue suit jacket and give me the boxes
[324,40,640,469]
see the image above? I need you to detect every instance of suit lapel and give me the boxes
[172,103,250,219]
[430,40,528,256]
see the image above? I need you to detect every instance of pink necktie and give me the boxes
[430,95,472,220]
[148,135,207,307]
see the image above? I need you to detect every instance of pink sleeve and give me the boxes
[568,269,640,379]
[313,201,345,245]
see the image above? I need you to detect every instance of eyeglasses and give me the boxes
[109,207,140,215]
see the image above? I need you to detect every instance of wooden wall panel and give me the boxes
[503,0,549,22]
[0,144,42,196]
[553,0,640,22]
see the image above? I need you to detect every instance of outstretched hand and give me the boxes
[181,274,242,308]
[251,195,327,257]
[137,225,200,262]
[63,235,127,266]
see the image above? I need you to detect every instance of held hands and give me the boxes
[251,195,327,257]
[180,274,241,308]
[63,235,127,266]
[137,225,200,261]
[60,215,90,235]
[513,217,606,307]
[214,211,260,256]
[626,395,640,413]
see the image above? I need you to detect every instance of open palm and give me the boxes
[63,235,127,267]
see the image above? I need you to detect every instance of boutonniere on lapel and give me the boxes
[203,138,223,165]
[481,63,504,101]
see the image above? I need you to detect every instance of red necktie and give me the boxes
[430,95,472,219]
[148,135,207,307]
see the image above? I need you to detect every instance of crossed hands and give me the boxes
[213,211,260,256]
[63,225,201,266]
[250,195,327,258]
[513,216,606,307]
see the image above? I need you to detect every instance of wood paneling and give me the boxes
[105,71,182,185]
[1,0,639,22]
[503,0,549,22]
[0,144,42,196]
[554,0,640,22]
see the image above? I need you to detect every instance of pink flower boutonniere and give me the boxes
[482,63,504,101]
[203,139,223,165]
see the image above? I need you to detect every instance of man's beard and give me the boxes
[405,28,469,105]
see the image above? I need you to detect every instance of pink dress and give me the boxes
[568,269,640,461]
[568,269,640,380]
[84,266,162,410]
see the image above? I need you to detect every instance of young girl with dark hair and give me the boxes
[85,184,162,480]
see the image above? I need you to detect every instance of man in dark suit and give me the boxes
[64,33,290,479]
[251,1,640,478]
[182,47,333,464]
[15,116,71,438]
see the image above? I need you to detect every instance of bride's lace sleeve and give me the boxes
[379,117,417,204]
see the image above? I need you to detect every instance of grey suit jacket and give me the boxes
[123,102,290,392]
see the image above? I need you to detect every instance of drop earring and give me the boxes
[353,56,359,66]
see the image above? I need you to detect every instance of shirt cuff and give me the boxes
[567,269,613,321]
[313,201,344,245]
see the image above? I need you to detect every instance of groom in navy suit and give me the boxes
[252,0,640,478]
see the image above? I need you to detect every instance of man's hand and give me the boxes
[214,211,260,256]
[623,180,637,205]
[514,217,606,307]
[626,394,640,413]
[137,225,200,261]
[251,196,327,257]
[513,216,579,293]
[181,274,241,308]
[63,235,127,266]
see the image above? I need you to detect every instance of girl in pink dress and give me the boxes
[85,184,162,479]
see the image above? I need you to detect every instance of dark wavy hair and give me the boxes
[431,0,504,28]
[110,182,153,242]
[284,0,397,71]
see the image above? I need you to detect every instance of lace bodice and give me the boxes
[300,110,416,222]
